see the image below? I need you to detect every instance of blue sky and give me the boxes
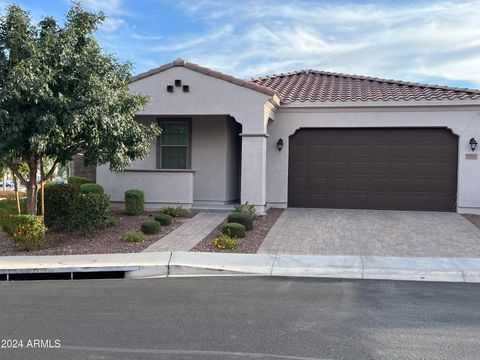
[2,0,480,88]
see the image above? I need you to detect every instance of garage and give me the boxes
[288,128,458,211]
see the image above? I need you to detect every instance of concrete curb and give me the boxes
[1,252,480,283]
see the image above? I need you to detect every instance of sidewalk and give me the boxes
[1,252,480,283]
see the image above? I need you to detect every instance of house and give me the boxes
[90,58,480,214]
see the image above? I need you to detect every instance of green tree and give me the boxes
[0,3,159,214]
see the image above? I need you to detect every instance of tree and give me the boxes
[0,3,159,214]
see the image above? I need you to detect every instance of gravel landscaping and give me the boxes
[190,208,283,253]
[0,209,195,256]
[463,214,480,230]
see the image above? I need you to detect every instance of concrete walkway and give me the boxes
[142,212,226,252]
[258,208,480,257]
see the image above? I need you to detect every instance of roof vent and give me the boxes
[173,58,187,66]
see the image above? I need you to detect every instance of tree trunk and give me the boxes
[40,157,45,216]
[26,158,38,215]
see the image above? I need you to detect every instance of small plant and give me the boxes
[222,223,246,238]
[161,206,184,218]
[10,215,47,251]
[154,213,172,225]
[233,202,256,219]
[141,221,161,235]
[79,183,104,194]
[67,176,91,189]
[125,189,144,215]
[213,234,238,250]
[121,230,147,243]
[228,212,254,231]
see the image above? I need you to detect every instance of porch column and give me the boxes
[240,133,268,215]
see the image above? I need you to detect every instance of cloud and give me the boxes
[166,0,480,87]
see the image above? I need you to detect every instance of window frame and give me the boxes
[156,117,192,170]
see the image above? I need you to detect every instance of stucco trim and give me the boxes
[239,132,270,138]
[131,58,277,97]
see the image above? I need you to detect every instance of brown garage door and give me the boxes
[288,128,458,211]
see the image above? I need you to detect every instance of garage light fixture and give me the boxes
[470,137,478,152]
[277,138,284,151]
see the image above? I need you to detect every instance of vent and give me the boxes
[167,85,174,92]
[175,79,182,87]
[183,85,190,92]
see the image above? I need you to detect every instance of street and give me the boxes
[0,277,479,359]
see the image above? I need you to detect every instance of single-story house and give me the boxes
[81,58,480,214]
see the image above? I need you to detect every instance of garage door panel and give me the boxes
[288,128,457,211]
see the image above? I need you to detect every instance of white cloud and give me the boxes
[167,0,480,87]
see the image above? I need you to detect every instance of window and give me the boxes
[158,120,190,169]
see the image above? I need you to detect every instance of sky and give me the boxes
[2,0,480,88]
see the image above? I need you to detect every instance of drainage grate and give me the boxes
[2,271,126,281]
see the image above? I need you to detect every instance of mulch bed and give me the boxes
[0,209,196,256]
[191,208,283,253]
[462,214,480,229]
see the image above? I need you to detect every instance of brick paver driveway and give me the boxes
[258,208,480,257]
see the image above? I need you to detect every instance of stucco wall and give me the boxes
[266,106,480,213]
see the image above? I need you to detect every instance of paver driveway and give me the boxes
[258,208,480,257]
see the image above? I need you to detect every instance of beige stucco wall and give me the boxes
[266,105,480,214]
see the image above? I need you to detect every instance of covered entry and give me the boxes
[288,128,458,211]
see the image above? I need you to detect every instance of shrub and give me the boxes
[125,189,144,215]
[233,202,256,219]
[71,192,111,236]
[67,176,90,188]
[154,213,172,225]
[10,215,47,251]
[213,234,238,250]
[0,197,27,234]
[161,206,184,218]
[222,223,246,238]
[141,221,161,235]
[228,212,254,231]
[43,184,78,230]
[80,183,104,194]
[121,230,147,243]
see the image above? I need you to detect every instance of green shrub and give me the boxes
[0,197,27,234]
[222,222,246,238]
[213,234,238,250]
[71,192,111,236]
[228,212,254,231]
[10,215,47,251]
[233,202,256,219]
[125,189,144,215]
[121,230,147,243]
[67,176,90,188]
[141,221,161,235]
[154,213,172,225]
[79,183,104,194]
[43,184,78,230]
[161,206,184,218]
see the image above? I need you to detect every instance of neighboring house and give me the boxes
[91,58,480,214]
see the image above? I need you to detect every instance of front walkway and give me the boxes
[142,212,226,252]
[258,208,480,257]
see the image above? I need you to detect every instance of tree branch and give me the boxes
[4,161,28,185]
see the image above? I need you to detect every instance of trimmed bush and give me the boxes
[154,213,172,225]
[10,215,47,251]
[222,222,246,238]
[67,176,90,188]
[43,184,78,230]
[80,183,104,194]
[121,230,147,243]
[161,206,184,218]
[125,189,144,215]
[71,192,111,236]
[0,197,27,234]
[228,212,254,231]
[233,203,256,219]
[141,221,161,235]
[213,234,238,250]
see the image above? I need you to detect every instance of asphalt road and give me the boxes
[0,277,479,360]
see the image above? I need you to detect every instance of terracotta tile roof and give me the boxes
[131,58,276,96]
[249,70,480,104]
